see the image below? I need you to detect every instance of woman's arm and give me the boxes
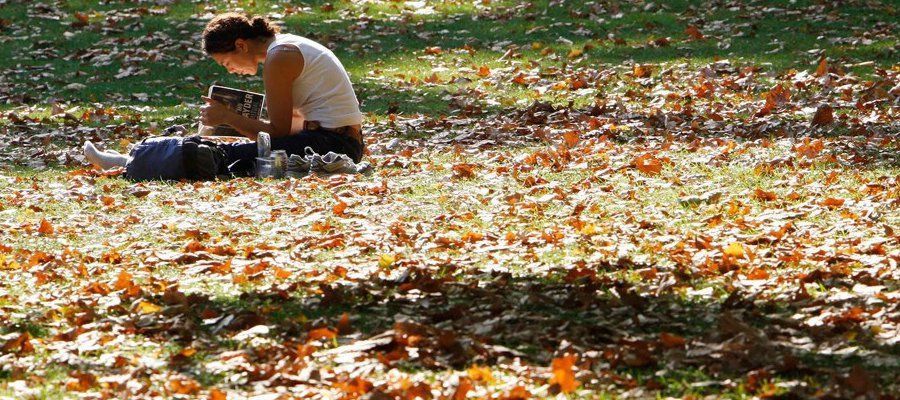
[201,49,304,140]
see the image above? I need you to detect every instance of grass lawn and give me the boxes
[0,0,898,398]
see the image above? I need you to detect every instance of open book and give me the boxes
[198,85,266,136]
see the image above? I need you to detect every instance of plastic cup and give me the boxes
[256,157,275,178]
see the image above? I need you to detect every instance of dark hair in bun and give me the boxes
[202,13,280,54]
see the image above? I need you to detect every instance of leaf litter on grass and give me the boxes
[1,0,899,398]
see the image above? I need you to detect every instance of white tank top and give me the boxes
[266,34,363,128]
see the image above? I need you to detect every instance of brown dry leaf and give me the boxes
[659,332,687,348]
[845,365,875,395]
[65,371,96,392]
[72,12,89,28]
[452,163,477,179]
[549,354,580,393]
[756,84,791,117]
[685,25,704,40]
[795,138,825,158]
[2,332,34,354]
[811,104,834,126]
[337,312,353,334]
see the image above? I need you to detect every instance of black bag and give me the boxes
[182,136,228,180]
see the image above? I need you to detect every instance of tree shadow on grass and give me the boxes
[108,262,898,397]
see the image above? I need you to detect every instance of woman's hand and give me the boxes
[200,96,235,126]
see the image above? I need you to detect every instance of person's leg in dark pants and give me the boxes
[218,129,363,176]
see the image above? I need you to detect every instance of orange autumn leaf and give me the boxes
[549,354,580,393]
[756,84,791,117]
[476,65,491,77]
[334,377,373,395]
[184,240,205,253]
[723,242,745,258]
[100,195,115,206]
[209,388,228,400]
[333,200,348,216]
[746,268,770,280]
[634,154,663,175]
[500,386,532,400]
[815,56,828,77]
[452,163,477,179]
[632,64,653,78]
[821,197,845,208]
[563,130,580,148]
[753,188,778,202]
[307,327,338,342]
[210,259,232,274]
[467,364,494,383]
[452,377,474,400]
[113,270,134,290]
[38,219,54,235]
[273,266,292,280]
[169,378,201,395]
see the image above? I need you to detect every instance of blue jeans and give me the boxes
[219,129,364,176]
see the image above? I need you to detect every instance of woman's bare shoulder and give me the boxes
[264,48,304,80]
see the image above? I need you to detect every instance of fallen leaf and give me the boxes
[811,104,834,126]
[38,219,54,235]
[634,154,663,175]
[723,242,745,257]
[549,354,580,393]
[659,332,687,348]
[136,301,162,314]
[685,25,704,40]
[821,197,845,208]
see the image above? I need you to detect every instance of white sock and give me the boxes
[83,141,129,170]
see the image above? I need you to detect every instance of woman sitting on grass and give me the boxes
[83,13,364,177]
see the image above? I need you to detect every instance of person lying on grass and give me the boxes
[83,13,364,178]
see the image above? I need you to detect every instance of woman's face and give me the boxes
[210,40,257,75]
